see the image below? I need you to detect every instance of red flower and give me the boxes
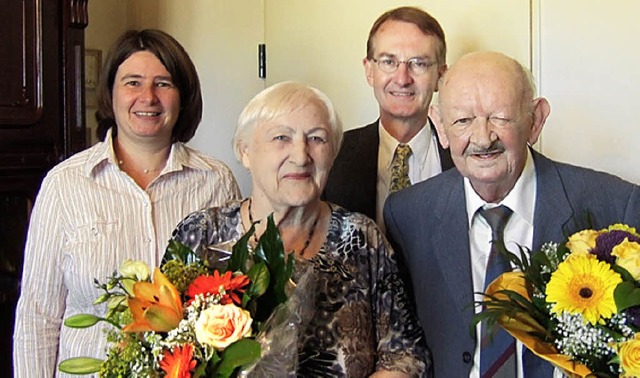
[186,270,250,305]
[159,344,197,378]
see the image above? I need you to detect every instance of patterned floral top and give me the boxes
[168,200,430,377]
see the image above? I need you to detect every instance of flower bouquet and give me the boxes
[474,223,640,377]
[58,215,310,377]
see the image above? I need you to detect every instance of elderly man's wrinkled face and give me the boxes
[431,53,548,202]
[240,104,335,209]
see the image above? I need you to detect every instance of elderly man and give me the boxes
[384,51,640,377]
[324,6,453,229]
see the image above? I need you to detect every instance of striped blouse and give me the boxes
[12,130,240,377]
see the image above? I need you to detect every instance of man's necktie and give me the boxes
[478,205,516,378]
[389,144,412,194]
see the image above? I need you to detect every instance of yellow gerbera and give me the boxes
[545,255,622,325]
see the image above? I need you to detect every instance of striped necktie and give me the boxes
[479,205,516,378]
[389,144,412,193]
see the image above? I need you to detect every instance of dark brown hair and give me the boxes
[95,29,202,143]
[366,7,446,64]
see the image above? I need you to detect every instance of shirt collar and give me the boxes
[465,148,537,227]
[83,128,117,177]
[82,128,214,177]
[378,119,432,169]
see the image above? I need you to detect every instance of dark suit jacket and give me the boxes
[323,120,454,220]
[384,150,640,377]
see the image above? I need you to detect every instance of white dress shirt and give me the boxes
[376,120,442,229]
[465,149,537,378]
[13,129,240,377]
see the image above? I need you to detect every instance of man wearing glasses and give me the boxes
[324,6,453,230]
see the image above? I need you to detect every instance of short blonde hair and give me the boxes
[233,81,343,162]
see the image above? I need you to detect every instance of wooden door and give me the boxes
[0,0,88,374]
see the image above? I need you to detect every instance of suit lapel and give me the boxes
[432,172,476,318]
[531,150,574,248]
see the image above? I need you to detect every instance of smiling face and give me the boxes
[431,52,550,202]
[112,51,181,145]
[364,20,446,127]
[241,104,335,210]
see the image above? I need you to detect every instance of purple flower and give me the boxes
[625,306,640,329]
[591,230,640,264]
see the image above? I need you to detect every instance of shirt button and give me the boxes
[463,351,472,363]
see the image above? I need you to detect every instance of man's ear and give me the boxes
[429,104,449,149]
[528,97,551,145]
[363,57,374,87]
[434,64,448,92]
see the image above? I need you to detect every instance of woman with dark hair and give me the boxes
[13,29,240,377]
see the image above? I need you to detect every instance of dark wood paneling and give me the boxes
[0,0,40,125]
[0,0,89,374]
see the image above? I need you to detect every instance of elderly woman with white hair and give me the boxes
[168,81,430,377]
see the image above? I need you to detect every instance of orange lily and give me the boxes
[123,267,183,333]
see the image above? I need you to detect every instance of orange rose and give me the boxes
[617,334,640,377]
[194,304,252,351]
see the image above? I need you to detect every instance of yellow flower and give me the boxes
[612,238,640,280]
[123,268,183,333]
[607,223,640,236]
[194,304,253,351]
[545,255,621,325]
[615,333,640,377]
[566,229,601,256]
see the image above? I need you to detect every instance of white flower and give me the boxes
[119,259,151,281]
[119,259,151,294]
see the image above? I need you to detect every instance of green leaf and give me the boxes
[193,363,207,378]
[614,281,640,311]
[216,339,261,377]
[58,357,103,374]
[165,239,199,264]
[228,223,255,273]
[247,262,269,298]
[63,314,105,329]
[257,215,292,305]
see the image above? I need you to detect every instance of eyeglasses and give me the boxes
[370,57,436,75]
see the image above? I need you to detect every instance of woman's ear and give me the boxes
[240,143,251,170]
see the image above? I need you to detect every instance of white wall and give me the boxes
[130,0,265,196]
[534,0,640,184]
[265,0,530,131]
[87,0,265,196]
[85,0,129,145]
